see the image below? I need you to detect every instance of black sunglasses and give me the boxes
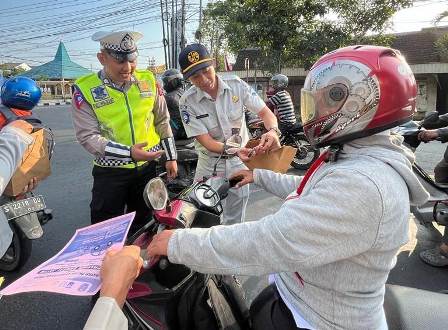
[104,50,138,64]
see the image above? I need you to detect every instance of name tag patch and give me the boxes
[196,114,209,119]
[93,98,114,109]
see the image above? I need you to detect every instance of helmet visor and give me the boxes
[300,83,348,125]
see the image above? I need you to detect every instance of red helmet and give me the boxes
[301,45,417,148]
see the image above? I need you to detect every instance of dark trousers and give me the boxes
[90,162,156,235]
[250,284,309,330]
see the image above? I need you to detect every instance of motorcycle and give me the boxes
[0,106,54,272]
[393,118,448,232]
[247,119,320,170]
[124,135,250,330]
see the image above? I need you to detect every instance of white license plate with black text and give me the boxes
[1,195,46,220]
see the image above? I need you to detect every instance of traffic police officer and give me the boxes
[178,43,280,225]
[71,31,177,234]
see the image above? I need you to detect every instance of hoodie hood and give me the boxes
[342,131,429,206]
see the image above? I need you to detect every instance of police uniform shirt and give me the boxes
[179,74,265,158]
[71,70,176,166]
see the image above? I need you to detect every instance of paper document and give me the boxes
[0,212,135,296]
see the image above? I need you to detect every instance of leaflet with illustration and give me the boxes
[0,212,135,296]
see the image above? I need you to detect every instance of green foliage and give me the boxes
[202,0,411,71]
[435,33,448,61]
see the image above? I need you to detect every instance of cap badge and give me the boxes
[120,33,135,52]
[188,51,200,64]
[232,95,239,103]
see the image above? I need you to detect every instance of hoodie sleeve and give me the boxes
[168,169,383,276]
[253,169,302,199]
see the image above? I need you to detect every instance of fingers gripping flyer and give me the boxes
[0,212,135,297]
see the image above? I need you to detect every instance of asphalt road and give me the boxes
[0,105,447,329]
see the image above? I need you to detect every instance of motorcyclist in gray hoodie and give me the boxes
[147,46,430,329]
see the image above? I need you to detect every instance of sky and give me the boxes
[0,0,447,71]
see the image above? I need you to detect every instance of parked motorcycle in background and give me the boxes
[245,110,319,170]
[393,114,448,233]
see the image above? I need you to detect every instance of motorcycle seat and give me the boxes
[175,138,195,148]
[384,284,448,330]
[282,122,303,134]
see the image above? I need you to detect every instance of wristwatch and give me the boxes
[268,126,281,137]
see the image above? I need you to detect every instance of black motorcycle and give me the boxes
[247,120,320,170]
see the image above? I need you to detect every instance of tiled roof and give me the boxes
[391,26,448,64]
[21,42,91,80]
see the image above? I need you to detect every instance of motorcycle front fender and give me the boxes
[13,212,43,239]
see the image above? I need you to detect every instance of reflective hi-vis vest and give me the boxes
[74,70,160,168]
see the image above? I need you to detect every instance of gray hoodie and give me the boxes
[168,132,429,330]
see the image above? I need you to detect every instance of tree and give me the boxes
[203,0,411,71]
[196,13,230,71]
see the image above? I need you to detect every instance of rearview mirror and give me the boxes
[143,177,168,210]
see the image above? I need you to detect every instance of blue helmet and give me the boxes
[1,77,41,110]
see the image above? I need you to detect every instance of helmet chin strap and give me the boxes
[326,144,343,162]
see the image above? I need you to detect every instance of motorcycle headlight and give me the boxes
[143,177,168,210]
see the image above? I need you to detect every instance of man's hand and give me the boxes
[165,160,178,179]
[236,147,256,162]
[100,245,143,308]
[131,142,164,162]
[255,130,281,153]
[229,170,254,188]
[7,120,33,134]
[418,129,439,142]
[147,230,174,257]
[22,177,39,194]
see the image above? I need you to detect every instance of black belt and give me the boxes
[210,154,237,159]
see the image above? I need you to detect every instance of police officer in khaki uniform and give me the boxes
[71,31,177,234]
[178,43,280,225]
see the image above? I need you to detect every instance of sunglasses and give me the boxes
[104,50,138,64]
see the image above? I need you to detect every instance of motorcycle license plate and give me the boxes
[1,196,46,220]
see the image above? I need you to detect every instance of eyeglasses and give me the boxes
[104,50,138,64]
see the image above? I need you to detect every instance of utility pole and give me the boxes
[165,0,171,68]
[171,0,175,69]
[160,0,168,68]
[180,0,186,50]
[199,0,202,27]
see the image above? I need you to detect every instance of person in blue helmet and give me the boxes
[0,77,42,256]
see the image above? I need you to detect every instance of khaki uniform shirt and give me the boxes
[179,74,265,181]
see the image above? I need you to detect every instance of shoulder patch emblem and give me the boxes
[181,110,190,125]
[138,80,151,92]
[73,91,85,110]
